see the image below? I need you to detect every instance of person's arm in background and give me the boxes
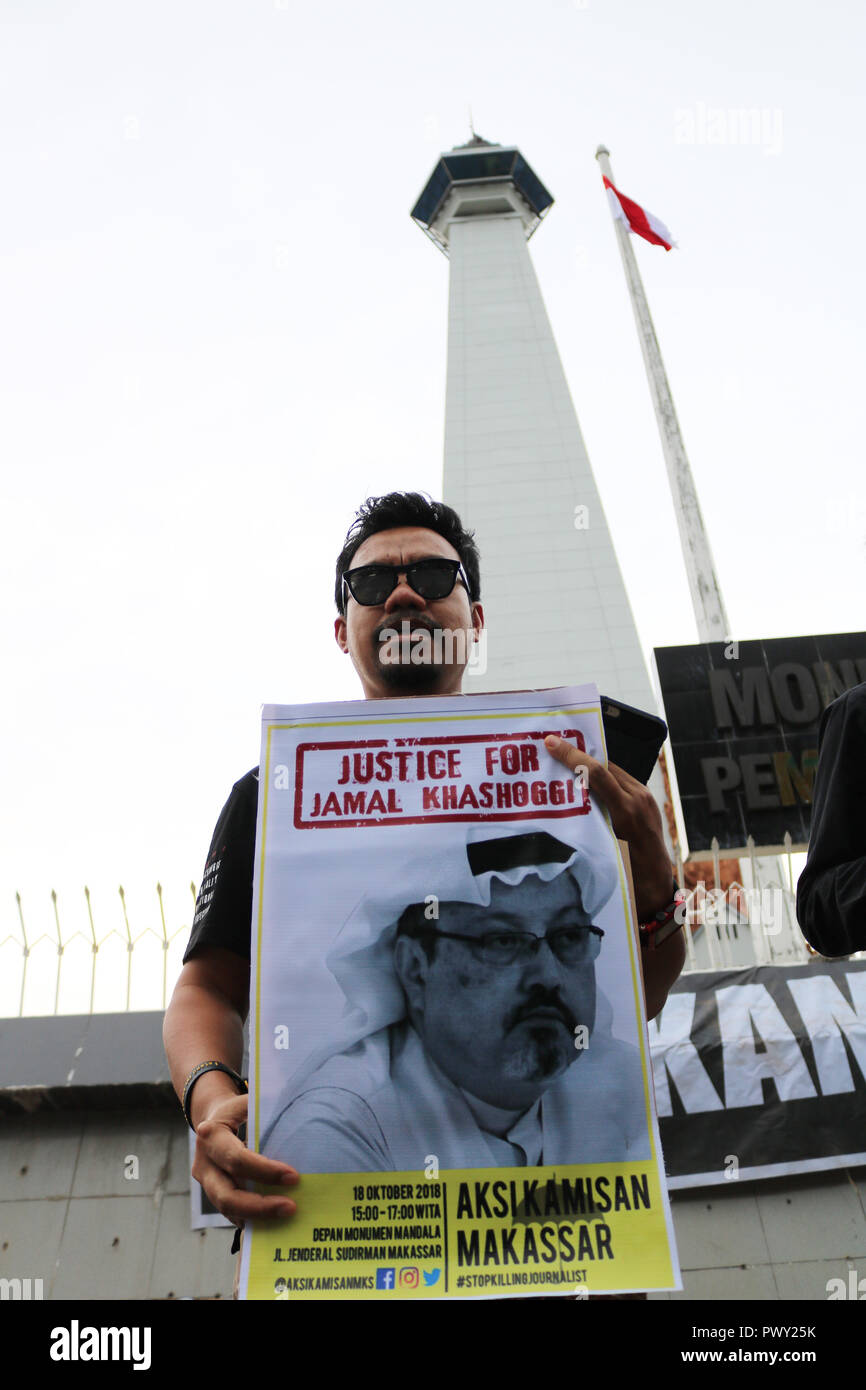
[641,925,687,1020]
[796,685,866,958]
[163,945,298,1223]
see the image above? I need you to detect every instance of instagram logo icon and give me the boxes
[399,1267,420,1289]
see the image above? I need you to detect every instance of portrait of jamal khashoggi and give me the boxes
[260,828,651,1173]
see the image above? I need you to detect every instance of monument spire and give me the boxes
[411,137,676,856]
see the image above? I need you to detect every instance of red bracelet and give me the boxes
[638,883,686,950]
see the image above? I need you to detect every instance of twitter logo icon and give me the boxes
[423,1269,441,1287]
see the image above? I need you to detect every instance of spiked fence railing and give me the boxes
[2,840,860,1017]
[3,882,197,1017]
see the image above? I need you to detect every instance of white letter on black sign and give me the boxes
[650,993,723,1116]
[788,973,866,1094]
[717,984,817,1107]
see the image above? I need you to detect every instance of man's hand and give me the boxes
[163,945,300,1226]
[544,734,675,918]
[191,1088,299,1228]
[543,734,684,1018]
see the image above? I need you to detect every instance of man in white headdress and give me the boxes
[262,829,648,1172]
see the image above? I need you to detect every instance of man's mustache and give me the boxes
[375,615,441,641]
[506,988,579,1035]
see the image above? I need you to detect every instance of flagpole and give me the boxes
[595,145,729,643]
[595,147,797,921]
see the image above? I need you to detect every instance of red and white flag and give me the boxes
[602,175,676,251]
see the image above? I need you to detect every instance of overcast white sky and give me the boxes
[2,0,863,1012]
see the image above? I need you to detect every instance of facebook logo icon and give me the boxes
[376,1268,395,1291]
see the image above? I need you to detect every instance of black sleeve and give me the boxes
[183,768,259,963]
[796,685,866,957]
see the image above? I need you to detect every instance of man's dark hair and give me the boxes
[335,491,481,614]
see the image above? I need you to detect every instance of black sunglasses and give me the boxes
[342,557,472,607]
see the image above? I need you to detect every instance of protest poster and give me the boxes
[239,684,680,1299]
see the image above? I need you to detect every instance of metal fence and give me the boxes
[2,882,196,1018]
[675,833,813,973]
[1,839,860,1017]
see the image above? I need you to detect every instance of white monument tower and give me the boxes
[412,134,673,834]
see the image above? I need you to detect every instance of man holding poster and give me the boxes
[247,690,676,1296]
[163,491,685,1297]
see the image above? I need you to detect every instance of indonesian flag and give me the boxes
[602,175,676,250]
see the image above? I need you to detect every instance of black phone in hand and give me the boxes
[600,695,668,784]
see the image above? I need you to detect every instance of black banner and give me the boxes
[653,960,866,1186]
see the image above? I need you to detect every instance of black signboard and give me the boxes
[653,632,866,855]
[654,960,866,1187]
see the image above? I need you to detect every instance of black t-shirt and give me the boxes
[184,768,259,963]
[796,682,866,957]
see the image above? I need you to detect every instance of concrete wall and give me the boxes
[2,1012,864,1300]
[657,1169,866,1301]
[0,1108,235,1300]
[0,1011,236,1300]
